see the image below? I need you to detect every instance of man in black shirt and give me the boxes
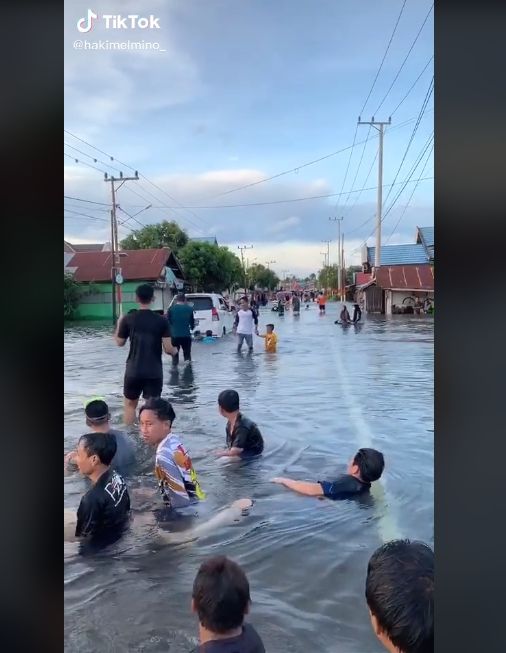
[64,432,130,546]
[215,390,264,458]
[192,556,265,653]
[271,447,384,499]
[115,283,176,424]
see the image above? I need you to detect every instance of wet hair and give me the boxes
[84,399,109,424]
[353,448,384,482]
[136,283,154,304]
[266,324,275,330]
[78,432,117,466]
[218,389,240,413]
[205,330,213,336]
[192,556,251,634]
[366,540,434,653]
[139,397,176,425]
[176,293,186,302]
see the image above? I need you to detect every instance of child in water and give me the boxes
[257,324,277,352]
[202,330,215,344]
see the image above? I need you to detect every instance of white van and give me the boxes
[168,293,235,338]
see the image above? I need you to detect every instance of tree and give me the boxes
[346,265,362,285]
[318,265,339,289]
[247,263,280,290]
[178,241,243,292]
[120,220,188,254]
[64,273,81,319]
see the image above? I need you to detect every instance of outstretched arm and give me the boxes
[271,477,324,497]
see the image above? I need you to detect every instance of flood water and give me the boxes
[64,303,433,652]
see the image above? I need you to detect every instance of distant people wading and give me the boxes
[233,297,259,353]
[167,293,195,366]
[317,292,327,313]
[352,303,362,323]
[115,283,176,425]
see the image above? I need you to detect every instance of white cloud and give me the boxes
[267,216,301,234]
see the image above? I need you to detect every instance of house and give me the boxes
[65,247,185,320]
[64,240,111,253]
[356,226,434,314]
[189,236,219,246]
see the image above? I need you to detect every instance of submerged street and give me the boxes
[64,303,433,652]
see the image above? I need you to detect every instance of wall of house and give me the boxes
[74,281,175,320]
[387,290,435,315]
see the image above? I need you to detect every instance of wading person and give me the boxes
[192,556,265,653]
[272,447,384,499]
[365,539,434,653]
[64,432,131,547]
[233,297,259,353]
[115,283,176,425]
[167,293,195,366]
[352,303,362,323]
[317,292,327,313]
[64,398,136,474]
[216,390,264,458]
[257,323,277,353]
[339,304,351,324]
[139,398,205,511]
[292,293,301,315]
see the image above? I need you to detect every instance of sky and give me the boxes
[64,0,434,276]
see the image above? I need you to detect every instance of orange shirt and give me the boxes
[317,295,326,306]
[263,332,278,352]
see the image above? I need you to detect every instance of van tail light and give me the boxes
[212,307,219,321]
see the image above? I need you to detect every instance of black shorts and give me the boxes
[123,376,163,401]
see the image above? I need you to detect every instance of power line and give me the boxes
[391,55,434,116]
[341,125,372,214]
[64,152,109,175]
[381,77,433,209]
[360,0,408,116]
[64,195,110,206]
[385,141,434,243]
[374,2,434,115]
[64,143,123,174]
[64,208,109,222]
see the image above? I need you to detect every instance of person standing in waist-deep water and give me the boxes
[64,398,136,475]
[233,297,259,353]
[167,293,195,366]
[64,432,131,547]
[365,540,434,653]
[192,556,266,653]
[272,447,384,499]
[216,389,264,458]
[352,303,362,323]
[292,293,301,315]
[115,283,176,425]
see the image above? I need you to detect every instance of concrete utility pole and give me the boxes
[357,117,391,269]
[265,260,276,269]
[237,245,253,292]
[105,171,139,324]
[321,240,331,292]
[329,217,343,298]
[341,233,345,300]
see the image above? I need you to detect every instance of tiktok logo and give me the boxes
[77,9,98,33]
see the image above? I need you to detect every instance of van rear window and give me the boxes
[187,296,213,311]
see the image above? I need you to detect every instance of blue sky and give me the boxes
[64,0,433,274]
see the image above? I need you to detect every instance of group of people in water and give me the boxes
[64,283,433,652]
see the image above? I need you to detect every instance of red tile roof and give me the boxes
[375,265,434,291]
[355,272,372,286]
[69,248,173,282]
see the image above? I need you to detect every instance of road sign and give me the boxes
[115,273,124,285]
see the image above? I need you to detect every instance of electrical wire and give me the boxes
[391,55,434,116]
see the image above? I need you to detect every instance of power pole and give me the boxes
[237,245,253,292]
[105,171,139,324]
[321,240,331,292]
[341,233,345,300]
[265,260,276,269]
[358,117,391,269]
[329,217,343,298]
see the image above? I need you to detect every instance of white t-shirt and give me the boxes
[236,309,257,335]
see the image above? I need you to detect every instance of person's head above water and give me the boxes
[84,399,110,432]
[205,330,213,337]
[135,283,154,307]
[76,432,117,478]
[192,555,251,636]
[218,389,240,417]
[347,448,384,483]
[366,539,434,653]
[139,398,176,446]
